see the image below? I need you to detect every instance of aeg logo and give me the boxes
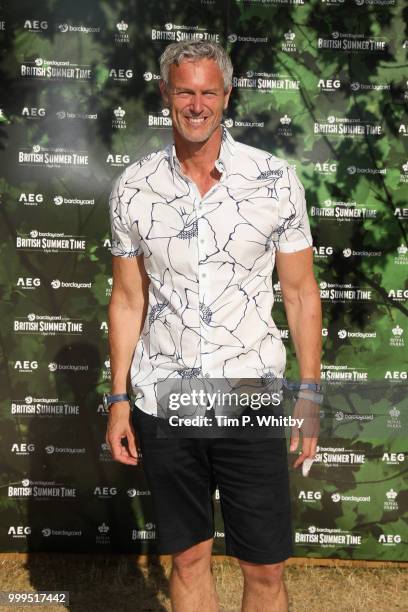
[24,20,48,31]
[16,277,41,289]
[22,107,46,117]
[14,360,39,371]
[8,526,31,537]
[19,193,43,204]
[298,490,322,501]
[11,443,35,455]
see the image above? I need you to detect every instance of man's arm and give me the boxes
[106,255,149,465]
[275,246,321,381]
[275,246,322,468]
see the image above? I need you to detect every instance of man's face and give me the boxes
[160,58,231,144]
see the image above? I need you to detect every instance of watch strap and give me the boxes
[104,392,130,408]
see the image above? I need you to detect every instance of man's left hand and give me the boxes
[289,397,320,470]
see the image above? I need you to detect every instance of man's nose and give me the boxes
[190,94,204,114]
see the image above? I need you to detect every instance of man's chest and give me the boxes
[126,176,280,272]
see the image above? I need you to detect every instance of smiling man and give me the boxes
[105,41,322,612]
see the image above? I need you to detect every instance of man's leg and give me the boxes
[169,537,218,612]
[238,559,288,612]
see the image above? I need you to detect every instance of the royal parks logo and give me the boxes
[384,488,398,512]
[390,325,404,348]
[282,30,297,52]
[112,106,127,129]
[394,244,408,265]
[385,406,401,429]
[115,20,130,44]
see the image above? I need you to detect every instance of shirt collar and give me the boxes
[166,124,236,177]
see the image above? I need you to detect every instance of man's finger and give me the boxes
[109,434,137,465]
[127,429,138,461]
[289,425,300,452]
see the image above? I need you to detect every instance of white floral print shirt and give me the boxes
[109,126,313,415]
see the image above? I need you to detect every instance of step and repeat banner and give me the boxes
[0,1,407,560]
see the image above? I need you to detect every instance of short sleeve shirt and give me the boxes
[109,126,313,416]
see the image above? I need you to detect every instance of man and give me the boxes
[105,41,322,612]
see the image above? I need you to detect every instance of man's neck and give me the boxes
[174,126,222,178]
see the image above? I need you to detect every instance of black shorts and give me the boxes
[132,406,293,564]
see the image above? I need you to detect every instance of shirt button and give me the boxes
[204,373,210,378]
[201,273,207,278]
[200,239,205,244]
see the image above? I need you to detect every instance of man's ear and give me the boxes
[223,85,232,110]
[159,80,169,106]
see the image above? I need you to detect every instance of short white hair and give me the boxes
[159,41,233,91]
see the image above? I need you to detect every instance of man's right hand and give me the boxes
[105,402,139,465]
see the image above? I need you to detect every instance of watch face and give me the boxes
[102,393,109,410]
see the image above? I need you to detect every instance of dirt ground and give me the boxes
[0,554,406,611]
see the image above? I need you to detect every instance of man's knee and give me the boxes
[238,559,285,589]
[172,538,213,580]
